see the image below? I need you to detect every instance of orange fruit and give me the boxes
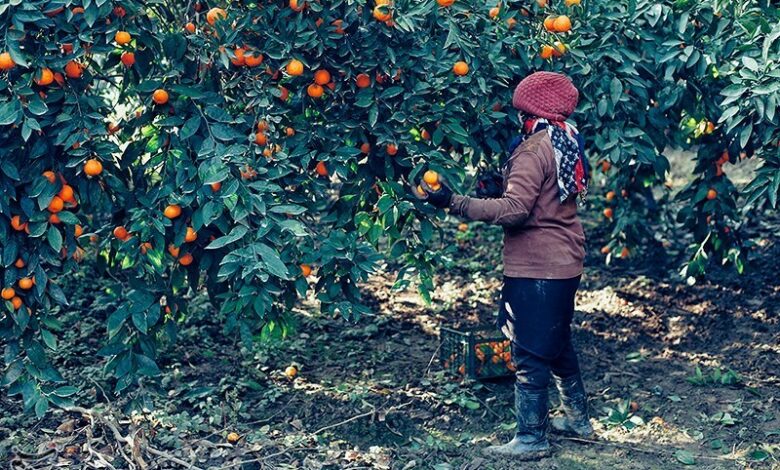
[553,15,571,32]
[72,6,85,14]
[244,53,263,67]
[536,0,547,7]
[300,264,312,276]
[452,61,469,76]
[42,170,56,183]
[11,296,22,310]
[167,244,180,257]
[231,47,246,66]
[59,184,75,203]
[179,253,194,266]
[185,22,196,33]
[163,204,182,219]
[0,52,15,71]
[185,227,197,242]
[506,17,517,28]
[437,0,454,6]
[600,246,610,255]
[140,242,153,254]
[285,365,298,378]
[14,258,25,268]
[49,213,61,224]
[74,224,83,237]
[360,142,371,153]
[315,161,328,176]
[421,129,431,140]
[61,43,74,54]
[553,41,567,56]
[84,159,103,176]
[17,278,33,290]
[255,132,267,145]
[35,68,54,86]
[540,45,555,59]
[543,16,556,31]
[564,0,580,5]
[706,188,717,200]
[603,208,614,219]
[458,223,468,232]
[373,5,391,21]
[605,191,615,202]
[256,120,269,131]
[227,432,240,444]
[620,247,630,258]
[286,127,295,137]
[314,69,331,85]
[48,196,64,213]
[210,181,222,192]
[601,160,612,172]
[121,51,135,67]
[152,89,169,105]
[416,185,426,197]
[1,288,15,300]
[114,31,131,45]
[386,143,398,155]
[289,0,305,11]
[10,216,27,231]
[113,226,129,240]
[489,6,500,18]
[108,122,121,134]
[206,7,227,25]
[423,170,439,185]
[355,73,371,88]
[64,61,83,79]
[278,86,290,101]
[307,83,324,98]
[286,59,304,76]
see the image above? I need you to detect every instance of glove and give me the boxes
[476,169,503,198]
[410,179,453,209]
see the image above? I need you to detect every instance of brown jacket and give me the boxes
[449,130,585,279]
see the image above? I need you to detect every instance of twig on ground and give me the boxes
[312,401,413,435]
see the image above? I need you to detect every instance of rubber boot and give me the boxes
[483,386,552,460]
[551,374,594,438]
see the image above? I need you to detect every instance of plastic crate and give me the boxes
[440,325,516,380]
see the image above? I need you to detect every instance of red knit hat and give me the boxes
[512,72,579,121]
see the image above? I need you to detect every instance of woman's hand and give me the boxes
[410,179,453,208]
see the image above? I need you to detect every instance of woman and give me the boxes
[417,72,593,460]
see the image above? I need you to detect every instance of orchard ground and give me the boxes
[2,151,778,470]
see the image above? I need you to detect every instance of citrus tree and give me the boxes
[1,0,778,414]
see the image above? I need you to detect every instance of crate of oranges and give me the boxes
[440,326,516,380]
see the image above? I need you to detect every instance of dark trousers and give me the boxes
[513,338,581,392]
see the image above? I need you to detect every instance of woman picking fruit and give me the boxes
[414,72,592,460]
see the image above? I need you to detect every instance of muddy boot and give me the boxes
[551,374,594,438]
[483,387,552,460]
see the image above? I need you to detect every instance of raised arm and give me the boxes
[449,150,547,227]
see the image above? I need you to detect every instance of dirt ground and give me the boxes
[2,209,778,470]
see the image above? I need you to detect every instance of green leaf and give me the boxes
[674,450,696,465]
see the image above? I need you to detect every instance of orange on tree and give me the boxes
[10,216,27,231]
[553,41,567,56]
[152,89,169,105]
[564,0,581,5]
[163,204,182,219]
[423,170,439,186]
[140,242,153,254]
[167,244,180,257]
[355,73,371,88]
[307,83,324,98]
[83,159,103,176]
[286,59,304,76]
[360,142,371,153]
[74,224,84,237]
[536,0,548,7]
[453,61,469,76]
[386,143,398,155]
[14,258,24,268]
[18,278,34,290]
[48,196,64,213]
[603,207,614,219]
[315,161,328,176]
[255,132,267,145]
[64,61,83,78]
[540,45,555,59]
[114,31,131,45]
[179,253,194,266]
[437,0,455,7]
[42,170,56,183]
[1,288,15,300]
[206,7,227,25]
[544,16,556,31]
[185,227,197,242]
[210,181,222,192]
[458,223,469,232]
[605,191,616,202]
[121,51,135,67]
[278,86,290,101]
[113,226,129,240]
[289,0,305,12]
[231,47,246,66]
[244,52,263,67]
[300,264,312,277]
[373,5,391,22]
[35,68,54,86]
[286,127,295,137]
[49,213,61,224]
[600,246,610,255]
[706,188,717,200]
[489,6,500,19]
[314,69,331,85]
[58,184,75,203]
[185,22,196,33]
[0,52,15,71]
[620,247,630,258]
[11,297,22,310]
[553,15,572,32]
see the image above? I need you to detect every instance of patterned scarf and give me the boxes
[507,116,589,204]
